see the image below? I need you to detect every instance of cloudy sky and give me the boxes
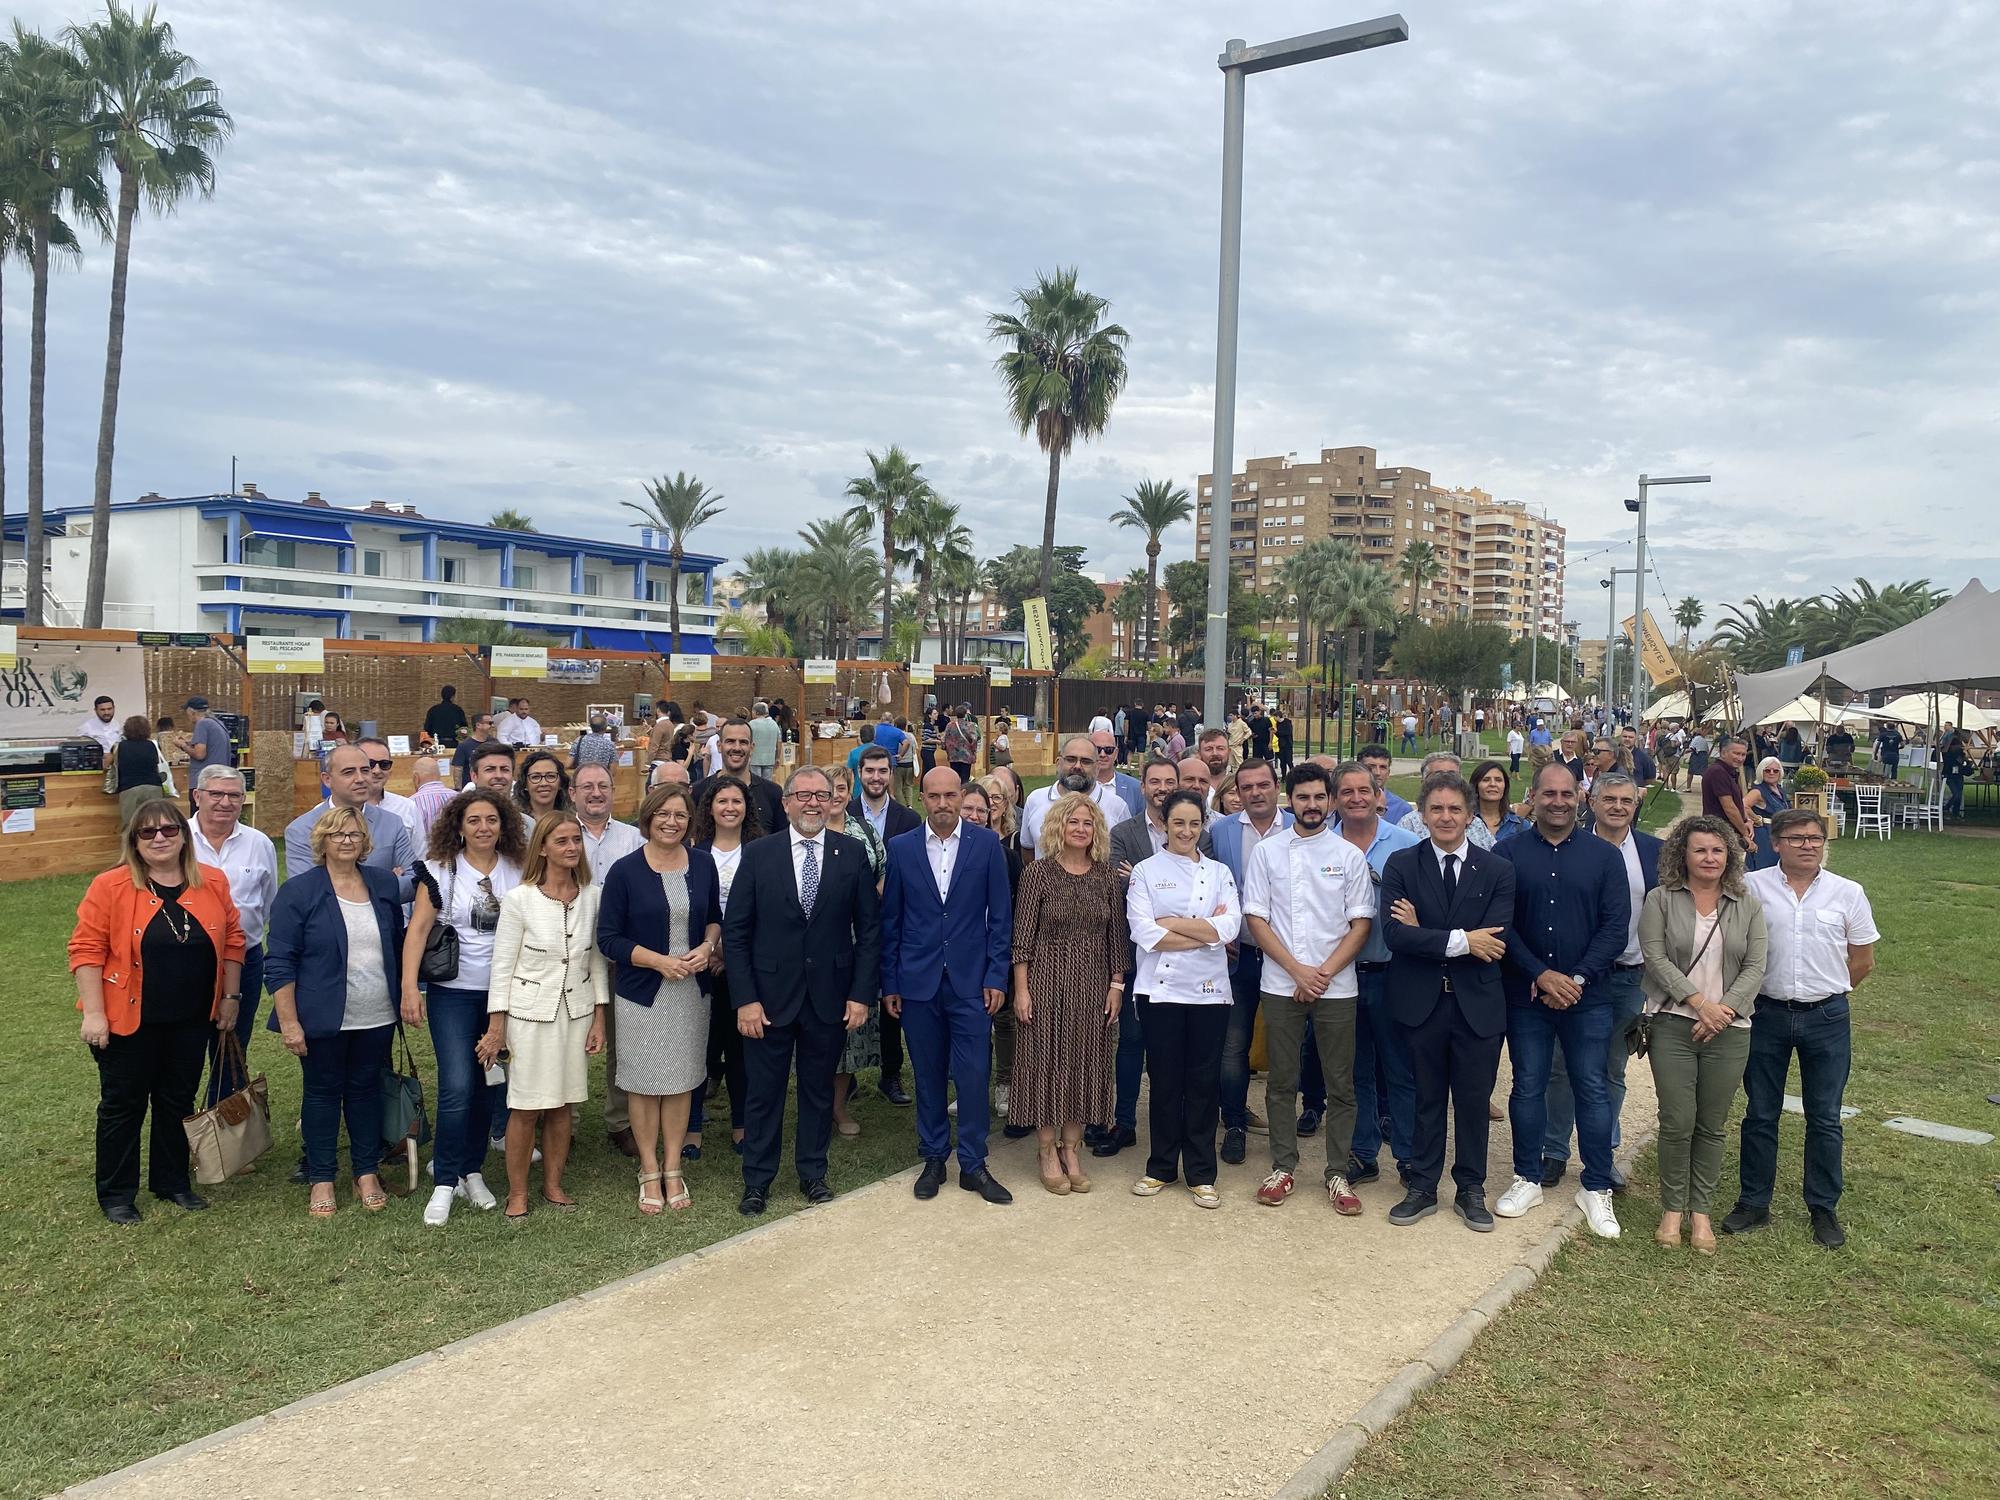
[11,0,1998,630]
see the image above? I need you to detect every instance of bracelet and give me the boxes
[222,992,242,1003]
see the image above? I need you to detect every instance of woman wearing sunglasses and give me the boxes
[400,789,528,1226]
[71,801,246,1224]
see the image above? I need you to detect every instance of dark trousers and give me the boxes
[425,984,493,1187]
[1403,994,1503,1196]
[300,1024,392,1185]
[1351,968,1416,1170]
[690,975,747,1135]
[1138,998,1228,1186]
[1299,1020,1327,1113]
[92,1018,211,1206]
[1739,995,1852,1211]
[1112,985,1146,1129]
[1218,946,1263,1129]
[902,983,993,1171]
[879,1001,906,1086]
[204,942,265,1108]
[1509,753,1521,773]
[741,1010,846,1191]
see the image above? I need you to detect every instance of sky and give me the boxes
[9,0,1998,633]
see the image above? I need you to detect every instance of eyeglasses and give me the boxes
[366,758,393,771]
[134,826,182,842]
[326,830,365,842]
[1778,835,1827,848]
[787,790,834,804]
[526,772,562,783]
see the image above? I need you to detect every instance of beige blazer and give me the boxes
[1637,885,1767,1020]
[486,882,610,1022]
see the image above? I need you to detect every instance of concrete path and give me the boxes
[75,1068,1654,1500]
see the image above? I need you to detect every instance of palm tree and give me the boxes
[792,517,877,657]
[488,508,536,532]
[0,178,72,550]
[935,550,982,664]
[734,545,803,642]
[1,25,107,624]
[1108,477,1192,663]
[1394,539,1444,620]
[621,472,724,652]
[70,3,230,627]
[842,444,933,654]
[715,605,792,658]
[986,266,1130,612]
[897,492,970,649]
[1672,595,1704,646]
[1319,559,1398,681]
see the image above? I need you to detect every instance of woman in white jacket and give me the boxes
[478,812,609,1221]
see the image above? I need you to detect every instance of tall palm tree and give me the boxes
[621,472,724,651]
[1108,477,1192,663]
[734,545,803,642]
[935,549,982,664]
[897,492,970,649]
[69,3,230,627]
[842,444,933,654]
[1672,596,1704,646]
[986,266,1129,611]
[793,517,877,657]
[1,25,107,625]
[1394,539,1444,620]
[1318,558,1398,681]
[488,508,536,532]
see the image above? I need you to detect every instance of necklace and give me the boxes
[149,880,193,944]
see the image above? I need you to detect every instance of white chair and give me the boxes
[1899,774,1943,832]
[1852,782,1892,840]
[1827,793,1846,837]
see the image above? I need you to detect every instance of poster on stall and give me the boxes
[0,640,146,741]
[247,637,324,674]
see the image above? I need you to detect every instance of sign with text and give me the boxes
[545,658,602,685]
[989,666,1013,687]
[668,654,712,681]
[2,776,47,809]
[1621,611,1680,688]
[135,631,216,649]
[907,663,934,685]
[0,625,14,670]
[247,637,325,675]
[489,645,547,679]
[0,640,145,744]
[803,658,837,685]
[1022,597,1053,672]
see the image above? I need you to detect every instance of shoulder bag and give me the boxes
[418,861,460,983]
[1625,900,1723,1058]
[182,1031,272,1185]
[381,1022,432,1155]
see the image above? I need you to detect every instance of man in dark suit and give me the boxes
[723,765,881,1216]
[881,767,1016,1204]
[850,744,922,1107]
[1380,769,1516,1231]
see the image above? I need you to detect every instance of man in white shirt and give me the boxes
[1088,710,1114,740]
[1241,761,1376,1214]
[189,764,278,1104]
[357,736,422,839]
[1727,807,1879,1250]
[498,697,542,748]
[76,695,123,754]
[571,762,647,1157]
[1020,737,1126,855]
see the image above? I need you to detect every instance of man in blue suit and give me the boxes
[881,767,1017,1204]
[1540,771,1661,1191]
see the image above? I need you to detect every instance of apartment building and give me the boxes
[1468,493,1566,641]
[1082,578,1173,663]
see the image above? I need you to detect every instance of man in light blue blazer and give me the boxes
[881,767,1017,1204]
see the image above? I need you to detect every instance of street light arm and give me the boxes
[1220,15,1410,73]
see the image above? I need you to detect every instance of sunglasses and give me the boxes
[366,758,393,771]
[134,826,182,842]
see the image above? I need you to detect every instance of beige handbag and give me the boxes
[183,1031,272,1185]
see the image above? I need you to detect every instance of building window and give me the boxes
[647,578,672,602]
[440,557,461,584]
[362,549,385,577]
[242,537,297,569]
[513,565,537,592]
[583,572,602,596]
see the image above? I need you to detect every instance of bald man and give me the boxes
[408,755,457,839]
[1176,755,1215,814]
[651,758,692,789]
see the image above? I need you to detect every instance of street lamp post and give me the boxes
[1602,568,1639,713]
[1625,472,1709,725]
[1202,16,1410,729]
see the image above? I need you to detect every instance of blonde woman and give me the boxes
[1639,814,1767,1253]
[1010,792,1128,1194]
[481,813,609,1220]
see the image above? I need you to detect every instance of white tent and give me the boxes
[1874,692,2000,732]
[1641,690,1690,722]
[1751,695,1875,727]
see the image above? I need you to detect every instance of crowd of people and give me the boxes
[69,699,1878,1256]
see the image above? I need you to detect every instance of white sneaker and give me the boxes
[947,1099,958,1118]
[531,1147,542,1165]
[1495,1176,1544,1218]
[995,1083,1010,1119]
[1577,1187,1621,1239]
[460,1171,498,1210]
[422,1184,455,1226]
[425,1157,435,1178]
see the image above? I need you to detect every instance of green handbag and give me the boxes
[381,1024,432,1151]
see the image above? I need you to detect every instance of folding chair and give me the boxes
[1852,782,1892,840]
[1898,774,1943,832]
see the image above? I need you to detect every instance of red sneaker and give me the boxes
[1327,1174,1363,1216]
[1256,1169,1295,1207]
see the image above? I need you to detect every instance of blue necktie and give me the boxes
[800,839,819,920]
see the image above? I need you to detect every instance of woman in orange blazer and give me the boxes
[70,800,246,1224]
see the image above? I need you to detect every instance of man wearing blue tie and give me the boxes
[881,767,1018,1204]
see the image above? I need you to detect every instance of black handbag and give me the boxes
[1628,903,1723,1057]
[417,863,460,983]
[381,1024,432,1151]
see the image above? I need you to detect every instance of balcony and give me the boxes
[1,560,156,627]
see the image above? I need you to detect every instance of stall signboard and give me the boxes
[135,631,216,648]
[0,640,145,739]
[803,658,837,685]
[990,666,1013,687]
[908,663,934,685]
[489,645,547,679]
[669,654,711,681]
[2,776,46,809]
[247,638,325,674]
[545,658,601,685]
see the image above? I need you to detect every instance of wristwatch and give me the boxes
[223,992,243,1003]
[1569,974,1586,988]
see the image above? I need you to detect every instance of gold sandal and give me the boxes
[638,1170,665,1216]
[664,1169,692,1211]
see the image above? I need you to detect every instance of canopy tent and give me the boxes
[1874,692,2000,732]
[1504,683,1574,704]
[1641,690,1690,722]
[1733,579,2000,729]
[1749,695,1876,727]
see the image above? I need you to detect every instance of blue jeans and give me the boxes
[1507,996,1618,1191]
[1542,966,1644,1162]
[205,942,266,1108]
[1738,994,1852,1211]
[1112,989,1145,1131]
[426,985,493,1187]
[1219,947,1264,1130]
[299,1024,391,1186]
[1944,774,1965,817]
[1350,969,1415,1171]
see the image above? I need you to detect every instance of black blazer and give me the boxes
[848,794,921,842]
[597,846,722,1005]
[722,828,881,1028]
[1380,842,1515,1037]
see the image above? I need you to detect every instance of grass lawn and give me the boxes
[1334,834,2000,1500]
[0,873,915,1500]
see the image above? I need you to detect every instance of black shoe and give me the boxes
[1345,1155,1381,1185]
[1298,1108,1322,1137]
[1540,1156,1569,1189]
[801,1177,834,1206]
[738,1186,768,1216]
[288,1155,308,1185]
[160,1190,208,1212]
[959,1166,1014,1204]
[1221,1127,1247,1165]
[1810,1206,1847,1250]
[1720,1202,1770,1235]
[1454,1190,1495,1233]
[1092,1124,1137,1158]
[914,1159,947,1200]
[1387,1190,1437,1227]
[881,1080,912,1108]
[1083,1124,1106,1150]
[100,1200,142,1226]
[1002,1122,1033,1139]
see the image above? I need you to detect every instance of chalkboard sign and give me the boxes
[60,742,103,771]
[135,631,216,649]
[1,776,46,809]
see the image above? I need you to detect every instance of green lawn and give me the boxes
[1335,834,2000,1500]
[1,874,914,1500]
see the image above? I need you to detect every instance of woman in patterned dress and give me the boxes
[1010,792,1128,1195]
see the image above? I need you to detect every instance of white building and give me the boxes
[2,487,724,650]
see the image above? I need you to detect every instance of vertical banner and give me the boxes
[1622,612,1680,687]
[1022,596,1053,671]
